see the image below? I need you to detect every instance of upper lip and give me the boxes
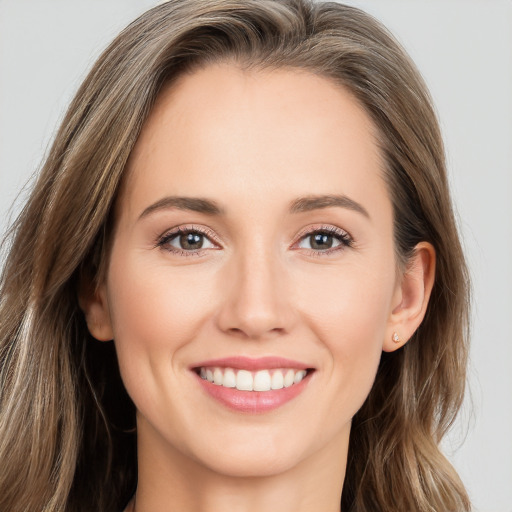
[191,356,312,371]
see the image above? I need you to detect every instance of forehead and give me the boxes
[121,63,388,219]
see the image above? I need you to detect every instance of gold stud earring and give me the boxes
[392,332,400,344]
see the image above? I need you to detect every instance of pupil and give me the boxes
[311,233,332,250]
[180,233,203,250]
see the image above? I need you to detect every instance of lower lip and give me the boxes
[194,372,312,413]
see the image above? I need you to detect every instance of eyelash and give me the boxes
[156,224,353,257]
[293,225,353,256]
[156,225,220,257]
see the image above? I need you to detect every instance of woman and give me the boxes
[0,1,471,511]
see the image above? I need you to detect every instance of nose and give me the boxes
[216,245,296,340]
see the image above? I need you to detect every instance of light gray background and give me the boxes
[1,1,511,511]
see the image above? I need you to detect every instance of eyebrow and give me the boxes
[139,196,225,219]
[139,193,369,220]
[289,194,370,218]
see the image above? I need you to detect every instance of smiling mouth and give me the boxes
[195,367,311,392]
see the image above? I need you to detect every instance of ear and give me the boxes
[383,241,436,352]
[78,278,114,342]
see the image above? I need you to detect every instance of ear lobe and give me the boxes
[383,241,436,352]
[78,280,114,342]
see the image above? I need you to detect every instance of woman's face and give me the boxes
[91,63,406,477]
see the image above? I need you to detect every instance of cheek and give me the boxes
[295,256,394,344]
[105,251,215,395]
[294,258,394,406]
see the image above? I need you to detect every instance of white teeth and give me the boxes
[271,371,284,390]
[223,368,236,388]
[284,369,295,387]
[213,368,223,385]
[236,370,253,391]
[294,370,307,384]
[253,370,271,391]
[198,367,309,391]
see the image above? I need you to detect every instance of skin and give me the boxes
[81,63,435,512]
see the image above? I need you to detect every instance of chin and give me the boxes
[183,422,334,479]
[195,446,304,479]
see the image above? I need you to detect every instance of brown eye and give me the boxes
[309,233,334,250]
[297,228,352,252]
[179,232,204,250]
[160,229,217,253]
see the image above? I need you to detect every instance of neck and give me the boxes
[129,417,349,512]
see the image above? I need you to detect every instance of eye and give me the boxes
[157,226,219,255]
[295,226,353,254]
[168,231,215,251]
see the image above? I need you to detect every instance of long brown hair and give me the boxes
[0,1,470,510]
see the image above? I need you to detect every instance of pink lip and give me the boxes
[190,357,314,414]
[194,372,312,413]
[190,356,311,371]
